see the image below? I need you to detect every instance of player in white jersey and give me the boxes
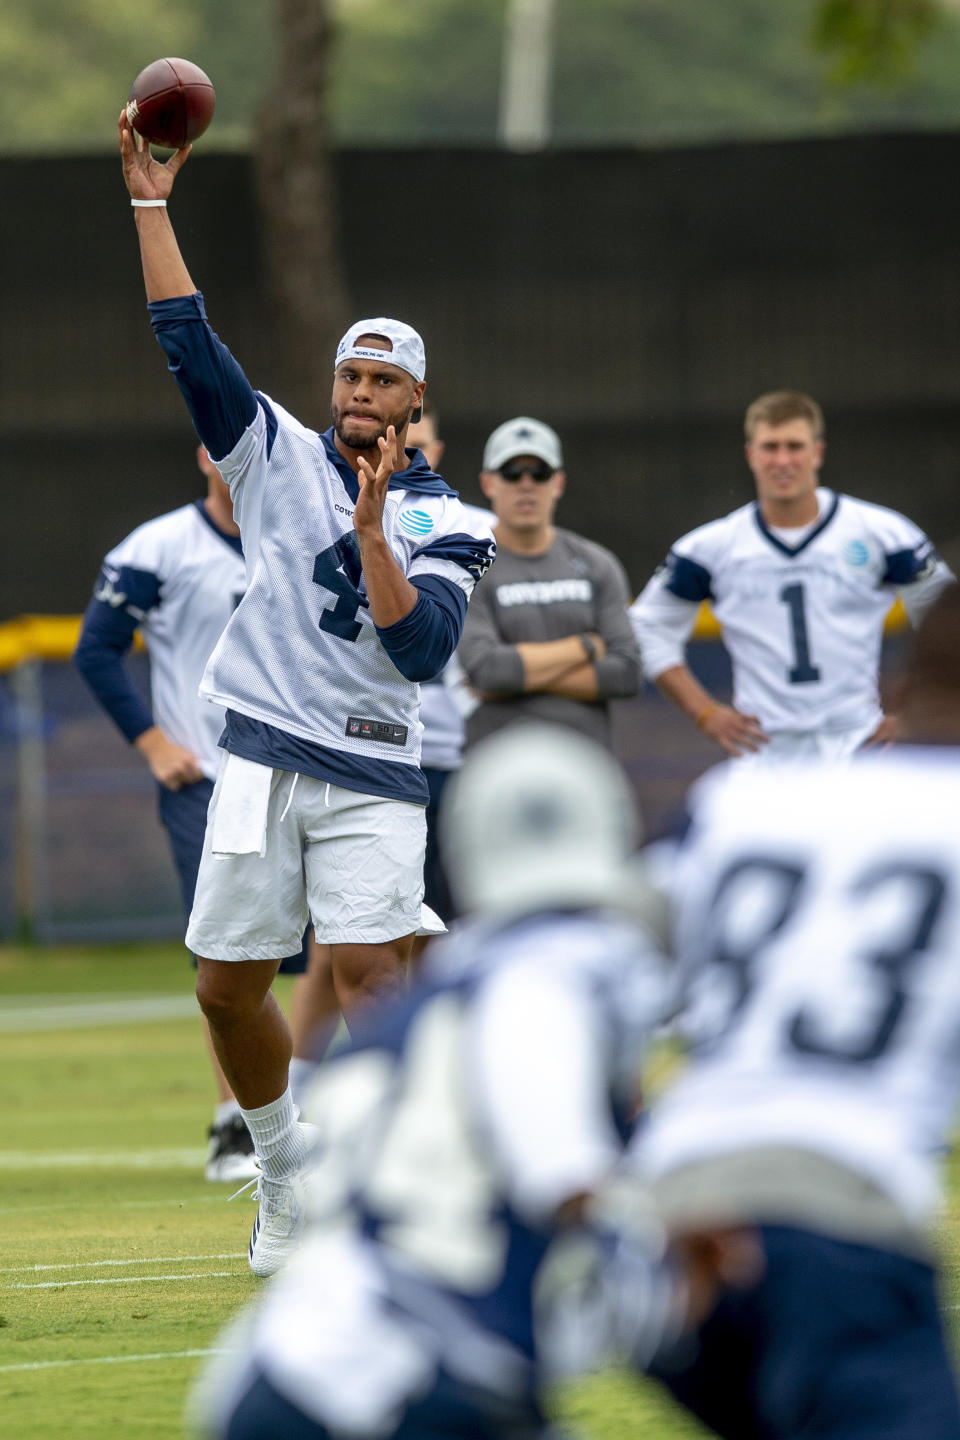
[74,445,260,1180]
[118,115,495,1276]
[634,582,960,1439]
[630,390,953,761]
[190,723,752,1440]
[73,446,323,1181]
[75,449,246,792]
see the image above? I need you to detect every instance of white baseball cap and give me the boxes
[482,416,563,473]
[440,722,640,921]
[334,318,426,383]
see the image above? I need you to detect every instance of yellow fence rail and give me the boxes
[0,616,144,673]
[0,602,908,674]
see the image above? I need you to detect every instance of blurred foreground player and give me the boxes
[191,725,745,1440]
[636,583,960,1439]
[118,115,493,1273]
[74,444,306,1182]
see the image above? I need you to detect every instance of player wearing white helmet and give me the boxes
[635,583,960,1440]
[190,724,751,1440]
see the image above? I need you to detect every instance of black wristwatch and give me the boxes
[579,633,597,664]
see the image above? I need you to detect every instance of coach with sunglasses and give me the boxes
[458,417,640,750]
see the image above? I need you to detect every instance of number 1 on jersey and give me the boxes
[779,582,820,684]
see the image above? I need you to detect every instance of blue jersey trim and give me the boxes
[882,544,936,587]
[94,562,163,620]
[148,292,259,462]
[414,530,496,584]
[319,429,457,499]
[220,711,429,806]
[664,552,714,602]
[191,499,244,556]
[253,392,279,461]
[327,960,555,1360]
[753,492,840,557]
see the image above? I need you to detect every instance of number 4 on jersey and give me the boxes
[313,534,368,641]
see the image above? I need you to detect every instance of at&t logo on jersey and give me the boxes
[843,539,871,568]
[398,508,435,538]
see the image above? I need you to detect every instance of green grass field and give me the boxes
[1,941,956,1438]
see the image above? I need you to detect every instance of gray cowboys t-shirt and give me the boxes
[456,528,640,748]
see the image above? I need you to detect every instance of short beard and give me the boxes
[331,399,414,453]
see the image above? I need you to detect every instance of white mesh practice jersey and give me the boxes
[99,503,246,779]
[204,912,669,1436]
[640,750,960,1224]
[630,489,953,734]
[201,398,495,779]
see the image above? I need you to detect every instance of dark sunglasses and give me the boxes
[498,459,556,483]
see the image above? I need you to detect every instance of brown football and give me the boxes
[125,58,215,149]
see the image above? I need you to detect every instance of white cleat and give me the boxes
[235,1123,317,1277]
[247,1171,305,1277]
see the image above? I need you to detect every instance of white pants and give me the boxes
[186,761,433,958]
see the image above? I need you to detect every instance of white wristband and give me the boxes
[130,198,167,208]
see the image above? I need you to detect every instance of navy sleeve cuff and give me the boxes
[73,601,154,742]
[882,544,937,587]
[664,552,714,603]
[375,577,467,682]
[148,292,258,461]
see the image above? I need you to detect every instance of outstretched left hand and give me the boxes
[354,426,405,543]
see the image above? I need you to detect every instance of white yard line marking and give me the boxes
[0,1149,206,1170]
[2,992,179,1007]
[2,1253,240,1275]
[0,1196,224,1216]
[0,1348,231,1374]
[0,995,199,1033]
[12,1271,245,1290]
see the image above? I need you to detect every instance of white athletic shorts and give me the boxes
[185,757,436,959]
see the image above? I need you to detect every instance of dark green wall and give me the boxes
[4,133,960,617]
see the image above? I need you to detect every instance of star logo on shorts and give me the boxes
[389,889,405,911]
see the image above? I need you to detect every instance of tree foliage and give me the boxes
[812,0,940,85]
[2,0,960,154]
[254,0,349,421]
[0,0,271,150]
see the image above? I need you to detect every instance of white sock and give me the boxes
[288,1057,320,1114]
[214,1099,242,1127]
[240,1087,304,1179]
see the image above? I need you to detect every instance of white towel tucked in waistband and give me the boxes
[211,754,273,858]
[415,903,447,938]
